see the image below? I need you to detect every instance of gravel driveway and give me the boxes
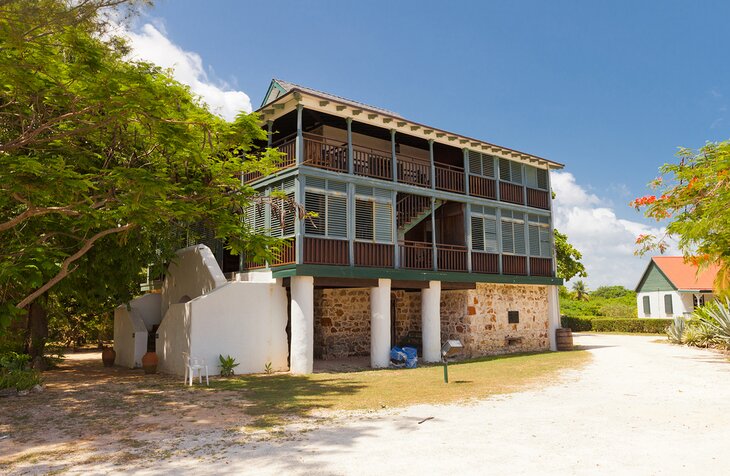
[160,333,730,476]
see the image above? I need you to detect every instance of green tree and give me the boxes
[632,140,730,296]
[0,0,289,361]
[572,280,589,301]
[554,229,587,281]
[591,285,633,299]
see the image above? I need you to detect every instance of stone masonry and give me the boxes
[312,283,549,360]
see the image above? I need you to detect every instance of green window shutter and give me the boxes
[539,227,551,257]
[664,294,674,315]
[305,191,326,235]
[537,169,548,190]
[528,224,540,256]
[355,199,374,240]
[374,201,392,243]
[514,220,526,255]
[643,296,651,315]
[484,217,498,252]
[501,220,515,254]
[525,166,538,189]
[499,158,511,182]
[471,216,485,251]
[468,150,482,176]
[327,194,347,238]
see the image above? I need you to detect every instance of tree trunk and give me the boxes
[25,297,49,370]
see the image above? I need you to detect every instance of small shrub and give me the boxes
[0,368,42,391]
[666,316,686,343]
[600,302,637,318]
[561,316,593,331]
[264,361,273,374]
[591,318,672,334]
[0,351,31,371]
[218,354,239,377]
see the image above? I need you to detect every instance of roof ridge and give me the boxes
[273,78,403,118]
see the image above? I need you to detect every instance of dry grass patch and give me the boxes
[210,350,590,427]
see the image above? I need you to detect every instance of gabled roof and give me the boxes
[263,79,402,118]
[636,256,719,292]
[257,78,563,170]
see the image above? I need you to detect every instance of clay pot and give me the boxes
[142,351,158,374]
[101,347,116,367]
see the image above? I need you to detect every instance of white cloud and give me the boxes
[114,22,252,121]
[551,171,676,290]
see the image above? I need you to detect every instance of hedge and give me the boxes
[591,318,672,334]
[560,316,672,334]
[560,316,593,332]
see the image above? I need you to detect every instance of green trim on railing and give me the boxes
[269,264,562,285]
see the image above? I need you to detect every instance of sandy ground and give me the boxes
[3,334,730,475]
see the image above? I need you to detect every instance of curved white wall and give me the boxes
[129,293,162,331]
[113,305,148,368]
[161,245,227,317]
[156,302,192,376]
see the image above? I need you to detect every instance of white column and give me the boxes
[421,280,442,362]
[370,278,391,368]
[290,275,314,374]
[547,284,561,351]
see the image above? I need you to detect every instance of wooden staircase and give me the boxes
[396,193,443,240]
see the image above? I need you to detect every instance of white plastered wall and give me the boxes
[113,305,148,368]
[156,302,192,376]
[160,244,227,317]
[637,290,705,318]
[186,281,289,375]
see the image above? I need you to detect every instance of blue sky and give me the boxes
[124,0,729,287]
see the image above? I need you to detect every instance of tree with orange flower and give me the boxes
[631,141,730,295]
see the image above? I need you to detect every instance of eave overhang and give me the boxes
[257,89,564,171]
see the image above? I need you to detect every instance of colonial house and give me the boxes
[635,256,718,318]
[114,79,565,375]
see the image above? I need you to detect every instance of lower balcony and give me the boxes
[243,237,553,279]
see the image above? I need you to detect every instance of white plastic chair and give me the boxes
[183,352,209,386]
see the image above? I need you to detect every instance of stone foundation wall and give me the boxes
[312,283,549,360]
[456,283,550,357]
[313,288,371,359]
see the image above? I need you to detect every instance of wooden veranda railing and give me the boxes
[397,155,431,188]
[399,240,433,270]
[502,254,528,275]
[530,257,553,277]
[436,243,467,272]
[354,242,394,268]
[434,163,465,193]
[472,252,499,274]
[526,188,550,210]
[396,193,431,229]
[499,181,524,205]
[469,175,496,199]
[243,135,297,183]
[242,239,295,269]
[353,145,392,180]
[303,237,349,265]
[302,133,348,172]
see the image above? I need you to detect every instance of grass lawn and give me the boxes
[205,350,590,428]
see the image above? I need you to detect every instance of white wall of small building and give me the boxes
[637,290,715,318]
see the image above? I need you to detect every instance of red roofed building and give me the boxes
[635,257,719,318]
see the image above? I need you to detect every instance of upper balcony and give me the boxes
[246,108,551,211]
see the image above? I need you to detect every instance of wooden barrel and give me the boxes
[556,328,573,351]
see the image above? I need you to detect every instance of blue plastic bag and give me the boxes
[402,346,418,368]
[390,346,407,366]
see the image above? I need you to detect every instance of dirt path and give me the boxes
[154,334,730,475]
[2,334,729,474]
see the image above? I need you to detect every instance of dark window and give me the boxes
[664,294,674,315]
[693,294,705,309]
[508,311,519,324]
[643,296,651,315]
